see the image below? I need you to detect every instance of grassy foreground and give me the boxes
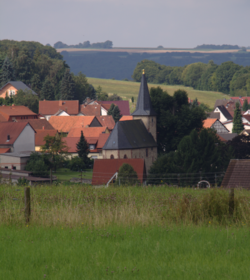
[87,77,229,110]
[1,225,250,280]
[1,185,250,279]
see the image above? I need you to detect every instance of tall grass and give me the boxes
[1,184,250,227]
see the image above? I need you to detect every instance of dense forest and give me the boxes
[0,40,96,111]
[62,50,250,81]
[194,44,240,50]
[132,60,250,96]
[54,40,113,49]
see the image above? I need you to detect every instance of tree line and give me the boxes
[132,60,250,96]
[194,44,240,50]
[0,40,97,112]
[54,40,113,49]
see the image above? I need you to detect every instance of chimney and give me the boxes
[7,135,10,141]
[59,100,62,106]
[42,126,45,130]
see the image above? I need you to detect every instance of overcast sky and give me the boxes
[0,0,249,48]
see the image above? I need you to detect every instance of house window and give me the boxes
[110,154,114,159]
[124,154,127,159]
[9,90,15,96]
[146,148,148,157]
[89,144,95,150]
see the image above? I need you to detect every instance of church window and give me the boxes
[110,154,114,159]
[124,154,127,159]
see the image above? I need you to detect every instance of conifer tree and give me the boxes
[76,131,89,164]
[243,99,249,111]
[107,103,121,122]
[60,69,76,100]
[41,78,54,100]
[0,56,15,86]
[232,102,244,134]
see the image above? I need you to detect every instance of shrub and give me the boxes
[68,157,86,171]
[117,163,139,185]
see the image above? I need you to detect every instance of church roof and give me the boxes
[132,73,157,116]
[103,119,157,150]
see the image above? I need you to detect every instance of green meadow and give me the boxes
[87,77,229,110]
[1,184,250,279]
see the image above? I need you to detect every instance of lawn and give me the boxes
[1,225,250,280]
[54,168,93,181]
[87,77,229,110]
[1,185,250,279]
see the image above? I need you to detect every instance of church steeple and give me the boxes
[132,70,157,116]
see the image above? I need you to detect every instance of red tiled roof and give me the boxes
[96,115,115,130]
[63,137,99,153]
[92,159,146,185]
[230,97,250,107]
[80,104,101,116]
[97,133,110,149]
[120,115,133,121]
[68,127,108,138]
[0,148,10,153]
[35,130,58,146]
[203,118,217,128]
[100,101,130,115]
[39,100,79,115]
[16,119,54,131]
[49,116,95,133]
[0,105,37,121]
[0,122,29,145]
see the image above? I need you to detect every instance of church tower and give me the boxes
[132,70,157,142]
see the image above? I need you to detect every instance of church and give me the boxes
[102,70,157,174]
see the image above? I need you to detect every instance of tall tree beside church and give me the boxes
[60,69,76,100]
[108,103,121,122]
[232,102,244,134]
[0,56,15,86]
[41,78,54,100]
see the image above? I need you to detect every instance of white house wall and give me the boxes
[13,125,35,153]
[101,107,107,116]
[224,122,233,133]
[214,107,227,123]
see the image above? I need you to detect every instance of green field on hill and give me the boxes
[87,77,229,110]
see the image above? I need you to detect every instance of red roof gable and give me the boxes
[80,104,101,116]
[35,130,58,146]
[0,105,37,121]
[100,101,130,115]
[97,133,110,149]
[0,122,30,145]
[39,100,79,115]
[92,159,146,185]
[16,119,54,132]
[68,127,108,138]
[96,115,115,130]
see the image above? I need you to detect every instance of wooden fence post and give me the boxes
[229,188,235,216]
[25,187,31,223]
[50,168,52,184]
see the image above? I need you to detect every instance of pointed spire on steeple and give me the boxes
[132,70,157,116]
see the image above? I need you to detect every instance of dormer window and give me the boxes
[89,144,95,150]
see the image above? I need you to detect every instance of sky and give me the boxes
[0,0,249,48]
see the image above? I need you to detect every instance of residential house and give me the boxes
[0,105,38,122]
[39,100,80,120]
[96,115,115,131]
[221,159,250,189]
[80,104,101,116]
[203,118,229,133]
[0,151,33,171]
[63,132,110,160]
[16,118,55,131]
[99,101,130,116]
[92,158,146,185]
[0,122,35,153]
[120,116,133,121]
[214,105,233,123]
[49,116,102,134]
[0,81,37,98]
[67,126,109,138]
[35,129,58,151]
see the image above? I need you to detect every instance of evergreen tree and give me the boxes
[0,56,15,86]
[60,69,76,100]
[76,131,89,164]
[107,103,121,122]
[117,163,139,185]
[243,99,249,111]
[41,78,54,100]
[232,102,244,134]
